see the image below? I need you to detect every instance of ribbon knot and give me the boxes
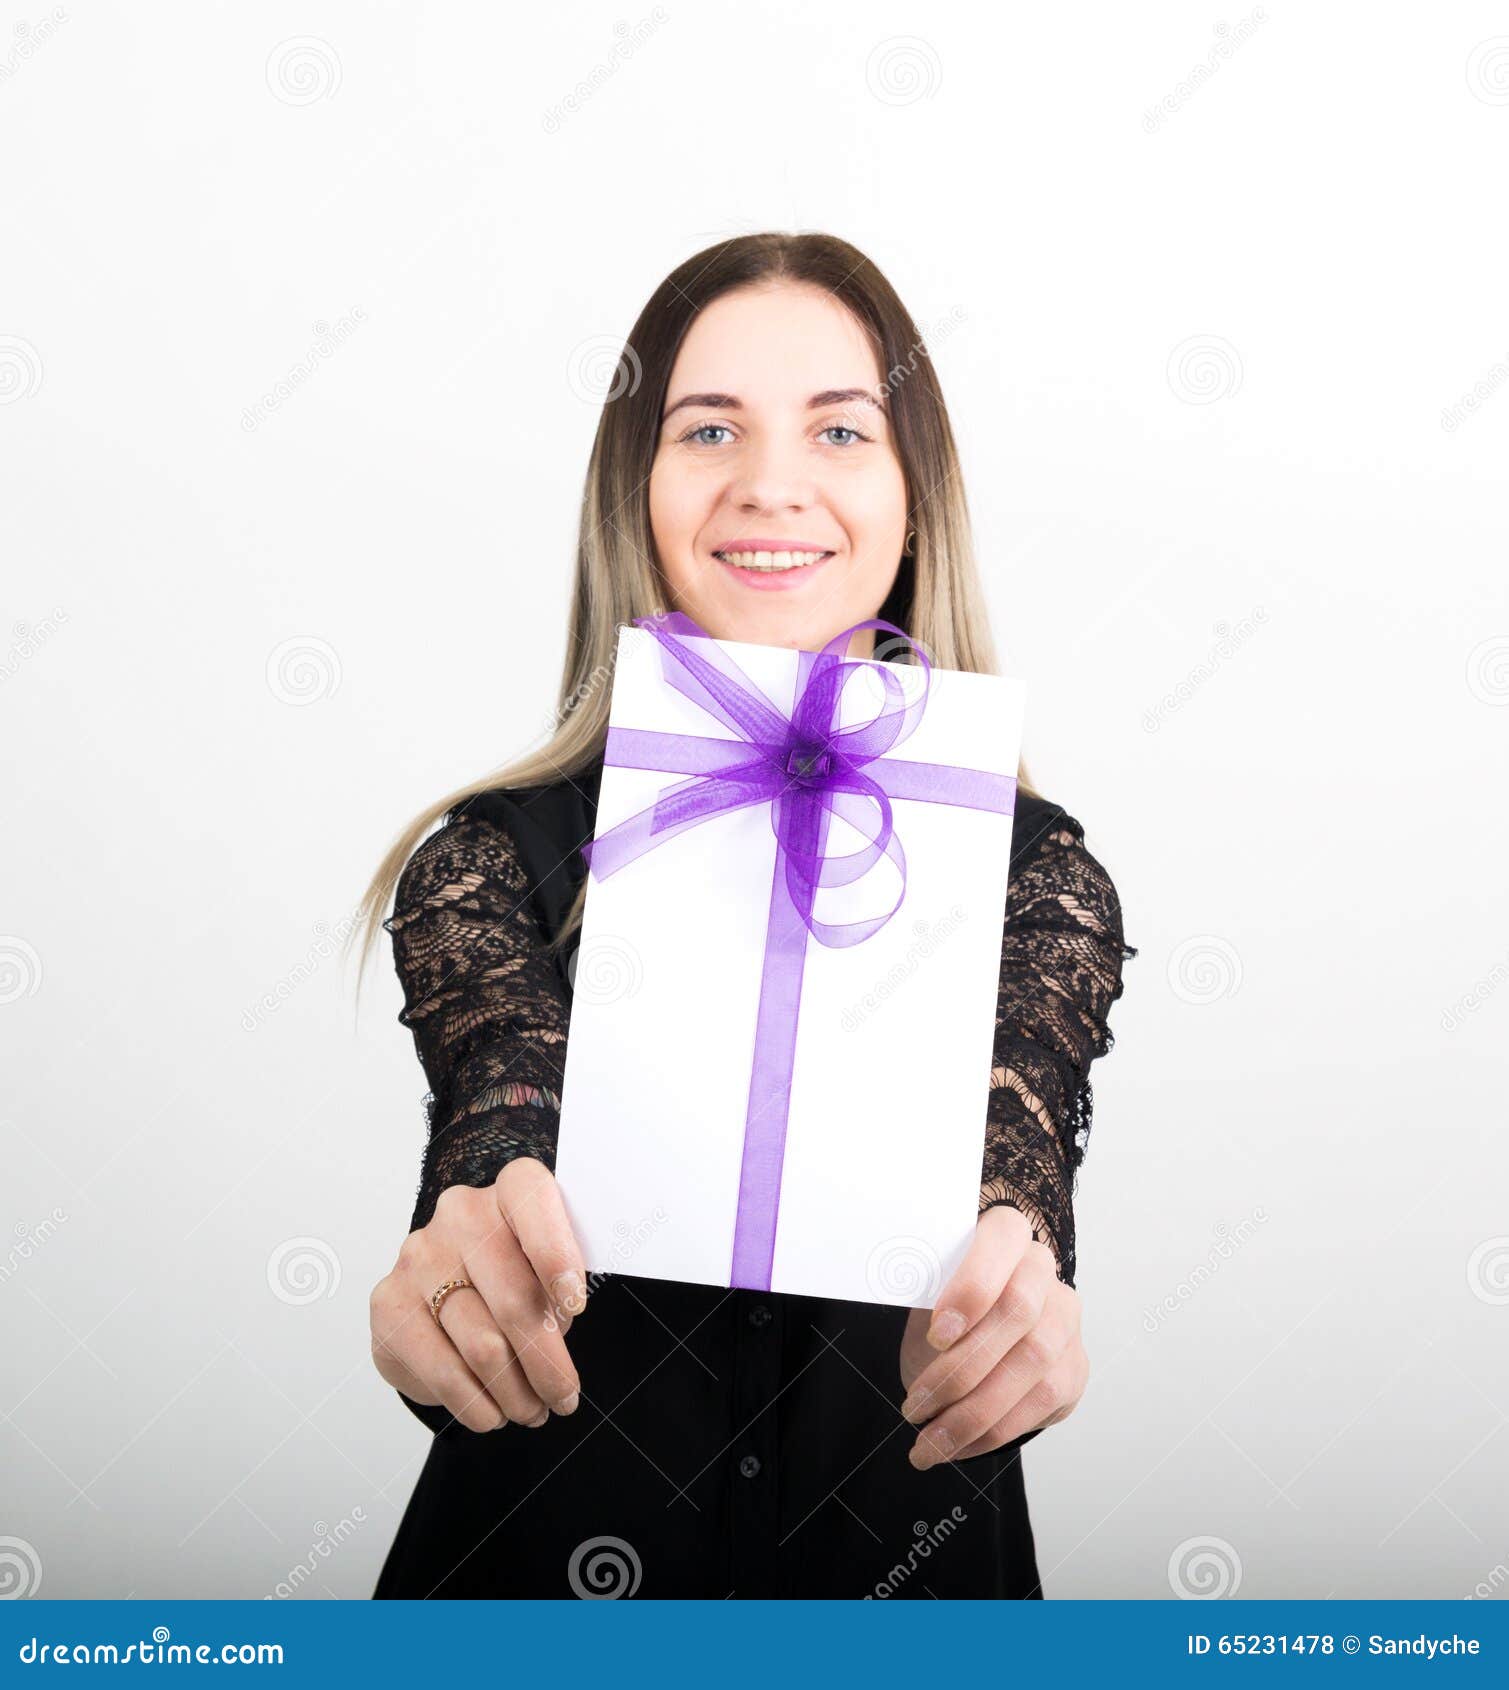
[784,744,834,784]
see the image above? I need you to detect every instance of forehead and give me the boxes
[669,283,883,397]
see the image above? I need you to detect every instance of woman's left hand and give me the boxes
[898,1204,1088,1468]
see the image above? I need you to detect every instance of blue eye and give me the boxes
[676,420,874,447]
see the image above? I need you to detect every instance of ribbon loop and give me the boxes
[584,611,930,945]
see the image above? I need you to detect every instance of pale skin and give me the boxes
[370,279,1090,1466]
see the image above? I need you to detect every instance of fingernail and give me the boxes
[552,1272,587,1316]
[900,1388,932,1424]
[909,1425,956,1470]
[554,1391,579,1416]
[527,1409,550,1428]
[927,1311,966,1350]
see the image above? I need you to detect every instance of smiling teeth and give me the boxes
[716,550,828,571]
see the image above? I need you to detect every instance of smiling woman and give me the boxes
[649,285,910,644]
[356,232,1136,1599]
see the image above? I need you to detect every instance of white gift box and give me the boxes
[553,619,1025,1309]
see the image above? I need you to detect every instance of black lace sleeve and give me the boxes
[384,812,570,1234]
[979,809,1137,1289]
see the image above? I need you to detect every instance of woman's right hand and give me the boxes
[369,1157,588,1433]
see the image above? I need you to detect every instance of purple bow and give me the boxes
[581,611,1016,1292]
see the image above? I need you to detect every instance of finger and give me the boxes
[949,1348,1087,1460]
[925,1204,1033,1350]
[497,1158,589,1321]
[467,1221,582,1414]
[908,1317,1074,1470]
[901,1242,1058,1424]
[437,1288,549,1427]
[372,1282,506,1434]
[370,1330,437,1404]
[370,1279,437,1400]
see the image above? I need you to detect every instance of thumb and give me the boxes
[926,1204,1032,1351]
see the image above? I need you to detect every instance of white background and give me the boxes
[2,0,1506,1601]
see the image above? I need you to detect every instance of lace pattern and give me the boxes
[978,813,1137,1287]
[384,815,570,1233]
[388,795,1136,1281]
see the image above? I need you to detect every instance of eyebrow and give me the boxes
[661,387,885,423]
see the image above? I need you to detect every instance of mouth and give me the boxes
[711,545,836,589]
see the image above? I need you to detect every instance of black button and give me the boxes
[747,1303,772,1328]
[738,1454,761,1479]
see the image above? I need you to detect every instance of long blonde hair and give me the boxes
[353,231,1037,982]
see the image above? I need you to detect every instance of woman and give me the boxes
[358,233,1137,1599]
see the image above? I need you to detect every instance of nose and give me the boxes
[728,432,819,513]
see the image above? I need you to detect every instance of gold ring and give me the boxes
[429,1276,475,1326]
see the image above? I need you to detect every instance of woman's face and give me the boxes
[648,282,909,656]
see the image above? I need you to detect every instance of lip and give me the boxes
[712,538,835,553]
[710,543,836,592]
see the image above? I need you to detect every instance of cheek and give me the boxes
[834,474,907,615]
[647,467,701,585]
[838,464,908,553]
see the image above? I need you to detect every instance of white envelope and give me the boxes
[553,624,1025,1309]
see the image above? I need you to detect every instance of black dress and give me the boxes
[373,761,1136,1599]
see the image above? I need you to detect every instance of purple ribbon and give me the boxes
[580,612,1016,1292]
